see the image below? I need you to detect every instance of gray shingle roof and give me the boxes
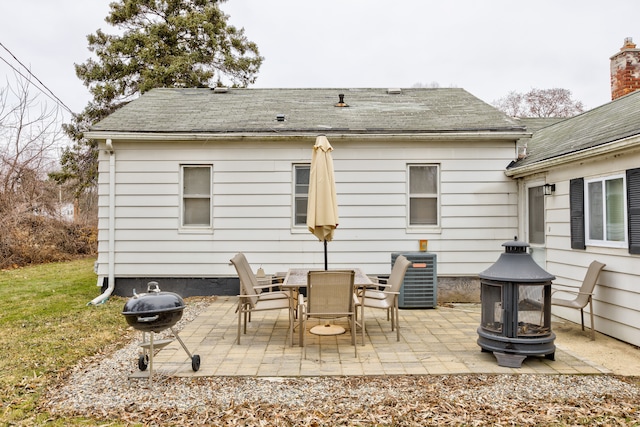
[509,91,640,169]
[90,87,525,135]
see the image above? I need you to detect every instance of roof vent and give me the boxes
[212,87,229,93]
[276,114,285,122]
[335,93,349,107]
[387,88,402,94]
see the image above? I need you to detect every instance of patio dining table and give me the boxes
[282,268,376,346]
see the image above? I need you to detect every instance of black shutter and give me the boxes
[627,168,640,254]
[570,178,586,250]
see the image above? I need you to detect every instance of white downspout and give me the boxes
[89,139,115,305]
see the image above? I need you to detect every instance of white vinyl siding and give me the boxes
[96,138,518,279]
[526,149,640,348]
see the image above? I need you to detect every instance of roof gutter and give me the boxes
[84,130,531,142]
[506,134,640,178]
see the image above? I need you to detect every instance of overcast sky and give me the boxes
[1,0,639,124]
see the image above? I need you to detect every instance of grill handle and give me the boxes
[137,315,160,323]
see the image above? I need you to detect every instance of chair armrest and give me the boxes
[551,289,593,297]
[253,283,279,291]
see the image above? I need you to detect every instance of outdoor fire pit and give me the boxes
[122,281,200,380]
[477,238,556,367]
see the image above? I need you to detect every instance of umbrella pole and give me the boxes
[324,240,328,270]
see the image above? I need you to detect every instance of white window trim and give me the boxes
[584,173,627,248]
[179,164,214,233]
[406,163,441,231]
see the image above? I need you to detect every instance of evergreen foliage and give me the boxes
[51,0,263,196]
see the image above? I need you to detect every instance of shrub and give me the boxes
[0,214,96,269]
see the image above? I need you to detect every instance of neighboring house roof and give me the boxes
[509,91,640,171]
[514,117,566,133]
[89,87,526,137]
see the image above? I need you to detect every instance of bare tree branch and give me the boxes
[492,88,584,118]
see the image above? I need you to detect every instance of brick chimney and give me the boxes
[610,37,640,100]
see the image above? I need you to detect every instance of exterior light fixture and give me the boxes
[543,183,556,196]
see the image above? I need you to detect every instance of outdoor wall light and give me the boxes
[543,183,556,196]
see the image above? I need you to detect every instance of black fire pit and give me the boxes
[122,282,200,380]
[477,238,556,368]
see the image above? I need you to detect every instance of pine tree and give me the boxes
[50,0,262,198]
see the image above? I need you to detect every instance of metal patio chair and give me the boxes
[355,255,411,342]
[298,270,357,359]
[230,253,294,345]
[551,260,606,341]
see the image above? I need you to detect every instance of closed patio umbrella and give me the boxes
[307,135,339,270]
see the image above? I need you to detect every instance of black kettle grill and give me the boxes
[122,282,200,379]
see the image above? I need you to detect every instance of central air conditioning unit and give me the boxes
[392,252,437,308]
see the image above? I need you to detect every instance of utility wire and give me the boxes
[0,41,75,115]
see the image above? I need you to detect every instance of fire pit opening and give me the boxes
[477,237,556,368]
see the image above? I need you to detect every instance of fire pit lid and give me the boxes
[479,237,556,282]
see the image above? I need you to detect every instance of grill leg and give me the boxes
[148,332,154,384]
[170,327,193,358]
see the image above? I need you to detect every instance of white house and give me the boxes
[85,38,640,348]
[505,39,640,347]
[85,87,528,302]
[507,91,640,347]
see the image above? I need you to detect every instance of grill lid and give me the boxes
[479,237,556,282]
[122,281,185,316]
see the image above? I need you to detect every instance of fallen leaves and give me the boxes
[41,375,640,426]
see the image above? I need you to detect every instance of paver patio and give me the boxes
[130,297,610,379]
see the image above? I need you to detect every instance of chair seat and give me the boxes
[252,297,291,311]
[363,289,387,300]
[257,290,291,300]
[359,296,393,310]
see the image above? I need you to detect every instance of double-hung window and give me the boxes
[293,164,310,226]
[570,168,640,253]
[408,164,439,226]
[585,175,626,246]
[181,165,212,228]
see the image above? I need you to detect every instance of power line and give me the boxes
[0,41,75,115]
